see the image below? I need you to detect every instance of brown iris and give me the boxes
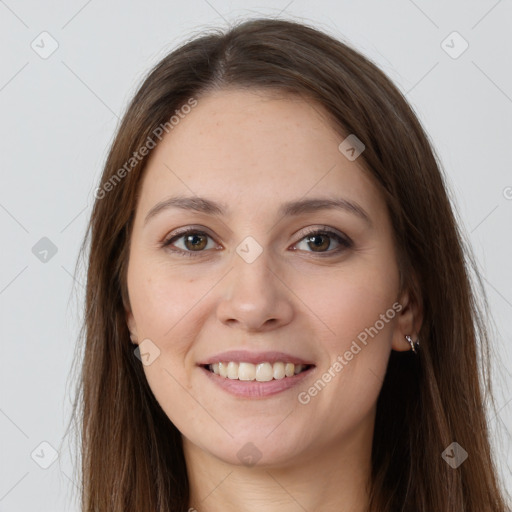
[306,234,330,252]
[184,233,208,251]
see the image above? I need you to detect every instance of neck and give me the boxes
[184,420,373,512]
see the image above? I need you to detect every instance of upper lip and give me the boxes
[198,350,315,366]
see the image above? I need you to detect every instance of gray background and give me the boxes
[0,1,511,510]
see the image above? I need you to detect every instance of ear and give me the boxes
[126,309,139,345]
[391,285,423,352]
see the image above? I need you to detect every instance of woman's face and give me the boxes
[126,88,416,468]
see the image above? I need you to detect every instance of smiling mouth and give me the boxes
[201,361,314,382]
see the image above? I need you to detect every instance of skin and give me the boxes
[125,88,422,512]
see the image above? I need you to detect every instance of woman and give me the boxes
[68,17,510,511]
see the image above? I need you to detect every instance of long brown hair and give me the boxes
[66,17,511,511]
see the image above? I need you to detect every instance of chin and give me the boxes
[194,431,307,469]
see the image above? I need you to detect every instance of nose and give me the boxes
[215,248,294,332]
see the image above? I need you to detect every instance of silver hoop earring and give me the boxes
[405,334,419,354]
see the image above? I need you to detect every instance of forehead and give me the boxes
[136,88,384,221]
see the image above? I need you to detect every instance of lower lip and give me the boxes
[199,365,315,398]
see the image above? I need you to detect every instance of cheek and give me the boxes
[306,256,399,350]
[127,261,210,430]
[325,283,397,347]
[292,270,398,439]
[127,254,209,340]
[127,256,224,401]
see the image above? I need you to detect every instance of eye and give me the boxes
[293,227,353,255]
[162,228,218,256]
[161,226,353,257]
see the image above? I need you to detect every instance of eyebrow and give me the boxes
[144,195,372,226]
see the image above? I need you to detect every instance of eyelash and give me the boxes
[161,226,353,258]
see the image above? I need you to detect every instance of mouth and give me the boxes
[201,361,315,382]
[197,350,316,398]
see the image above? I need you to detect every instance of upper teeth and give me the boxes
[209,362,306,381]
